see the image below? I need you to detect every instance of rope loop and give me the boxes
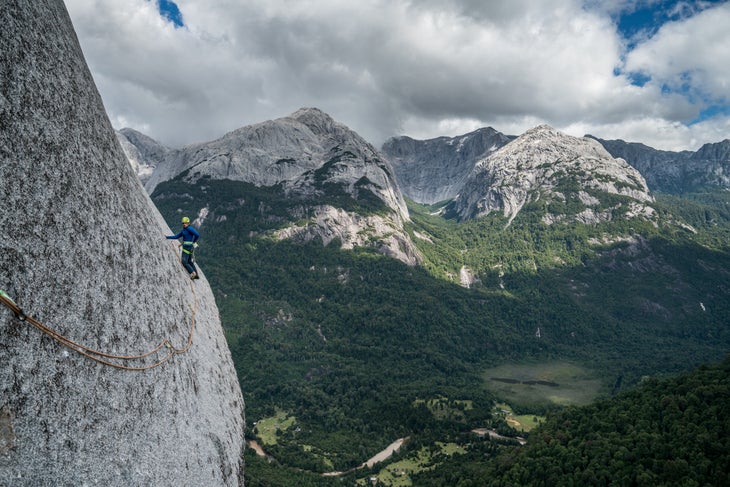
[0,242,198,371]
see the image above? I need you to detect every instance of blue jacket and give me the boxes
[167,225,200,252]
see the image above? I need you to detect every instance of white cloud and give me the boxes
[624,2,730,105]
[63,0,730,151]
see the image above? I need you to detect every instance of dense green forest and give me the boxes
[152,177,730,484]
[413,356,730,486]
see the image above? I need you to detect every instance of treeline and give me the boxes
[244,450,343,486]
[654,190,730,248]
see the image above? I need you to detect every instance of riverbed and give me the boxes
[247,437,408,477]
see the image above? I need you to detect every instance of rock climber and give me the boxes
[166,216,200,279]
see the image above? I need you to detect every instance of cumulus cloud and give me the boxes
[624,3,730,104]
[64,0,730,151]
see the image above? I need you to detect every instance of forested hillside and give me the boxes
[414,356,730,486]
[151,171,730,484]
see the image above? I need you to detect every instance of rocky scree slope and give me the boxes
[137,108,421,265]
[0,2,244,485]
[451,125,654,224]
[381,127,514,204]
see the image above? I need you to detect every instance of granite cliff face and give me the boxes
[381,127,514,204]
[451,125,654,224]
[132,109,420,265]
[0,2,245,485]
[145,108,408,218]
[588,136,730,193]
[117,128,170,185]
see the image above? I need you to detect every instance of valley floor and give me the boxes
[247,437,408,477]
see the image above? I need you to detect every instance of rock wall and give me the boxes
[143,107,410,220]
[452,125,654,223]
[382,128,513,204]
[0,1,245,485]
[592,135,730,193]
[117,128,170,185]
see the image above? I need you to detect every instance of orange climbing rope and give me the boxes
[0,243,198,371]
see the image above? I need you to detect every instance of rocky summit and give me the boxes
[382,127,514,204]
[451,125,654,224]
[0,1,245,485]
[130,108,421,265]
[144,108,408,218]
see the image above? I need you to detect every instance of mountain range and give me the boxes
[124,111,730,231]
[119,110,662,268]
[115,107,730,484]
[382,127,730,202]
[587,135,730,194]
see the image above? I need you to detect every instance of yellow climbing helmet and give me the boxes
[182,216,190,223]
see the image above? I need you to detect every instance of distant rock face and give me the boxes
[145,108,409,218]
[0,2,245,486]
[452,125,654,224]
[275,205,421,265]
[117,128,170,185]
[588,136,730,193]
[278,109,409,220]
[133,108,420,265]
[382,127,514,204]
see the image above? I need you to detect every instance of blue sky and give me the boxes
[156,0,183,28]
[612,0,728,126]
[65,0,730,151]
[616,0,713,42]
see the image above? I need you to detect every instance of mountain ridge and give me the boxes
[143,107,408,218]
[116,127,170,185]
[125,118,730,201]
[587,135,730,193]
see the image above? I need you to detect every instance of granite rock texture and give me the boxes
[382,127,514,204]
[452,125,654,224]
[0,1,245,485]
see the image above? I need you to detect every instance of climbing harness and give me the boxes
[181,241,195,255]
[0,242,198,371]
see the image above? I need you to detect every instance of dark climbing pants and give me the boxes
[181,250,197,275]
